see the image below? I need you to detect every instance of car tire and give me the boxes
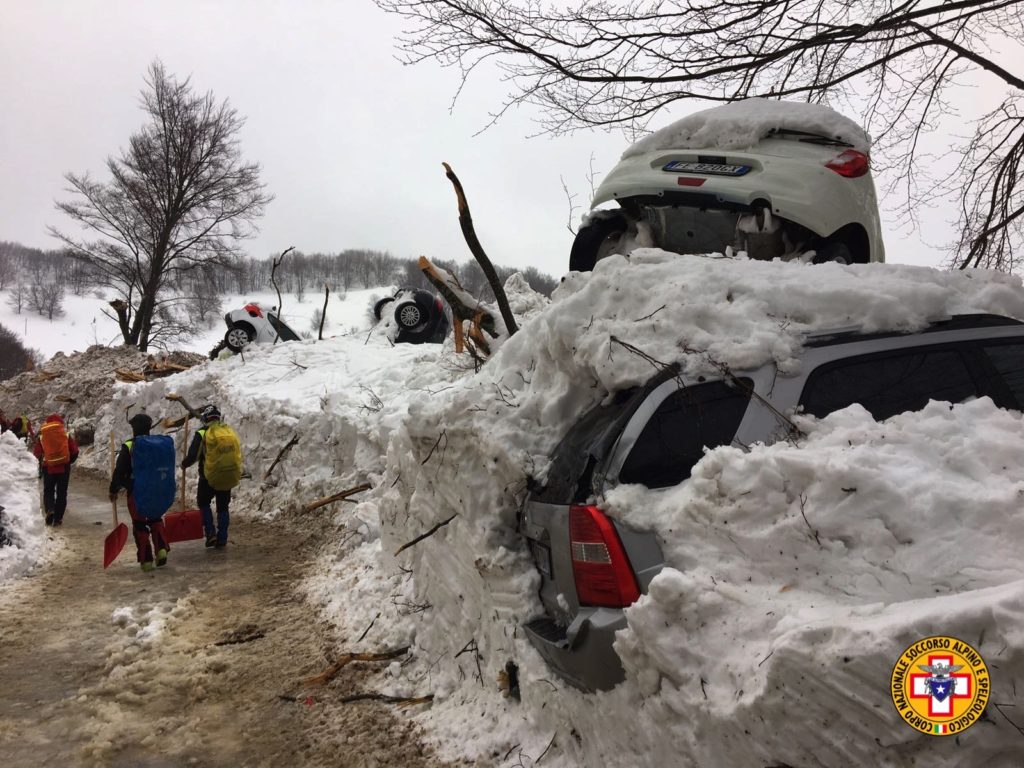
[570,210,628,272]
[395,299,426,331]
[394,291,447,344]
[224,322,255,353]
[373,296,396,321]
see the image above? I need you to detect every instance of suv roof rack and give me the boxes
[923,313,1023,331]
[805,313,1022,348]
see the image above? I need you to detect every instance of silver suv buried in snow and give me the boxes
[520,314,1024,691]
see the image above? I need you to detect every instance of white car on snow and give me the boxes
[210,303,301,358]
[571,98,885,270]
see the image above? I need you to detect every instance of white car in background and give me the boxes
[571,99,885,270]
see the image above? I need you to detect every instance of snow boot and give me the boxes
[141,561,156,572]
[205,536,218,548]
[156,548,168,567]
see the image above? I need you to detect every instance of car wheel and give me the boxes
[570,210,628,272]
[395,300,425,331]
[373,296,395,321]
[224,322,255,352]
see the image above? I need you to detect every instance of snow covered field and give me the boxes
[5,253,1024,766]
[0,285,392,360]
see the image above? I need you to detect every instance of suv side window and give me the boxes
[801,348,978,421]
[618,379,752,489]
[983,344,1024,408]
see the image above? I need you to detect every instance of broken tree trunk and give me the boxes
[114,368,147,383]
[263,434,300,481]
[442,162,518,337]
[318,284,330,340]
[270,246,294,345]
[339,693,434,707]
[303,483,371,513]
[306,646,410,686]
[418,256,499,359]
[164,393,203,418]
[394,514,457,556]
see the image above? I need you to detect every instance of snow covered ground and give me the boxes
[0,285,392,360]
[6,253,1024,766]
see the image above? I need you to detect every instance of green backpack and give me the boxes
[203,421,242,491]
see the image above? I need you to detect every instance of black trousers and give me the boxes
[197,475,231,543]
[43,468,71,521]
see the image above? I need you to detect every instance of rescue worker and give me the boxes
[109,413,170,571]
[181,405,241,549]
[32,414,78,525]
[11,413,33,441]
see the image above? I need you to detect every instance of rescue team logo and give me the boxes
[890,636,990,736]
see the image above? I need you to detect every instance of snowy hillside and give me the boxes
[0,285,393,361]
[7,253,1024,766]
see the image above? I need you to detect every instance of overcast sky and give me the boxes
[0,0,972,276]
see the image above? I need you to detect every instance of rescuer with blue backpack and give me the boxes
[181,405,242,549]
[109,413,177,572]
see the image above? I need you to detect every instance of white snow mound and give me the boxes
[0,431,47,581]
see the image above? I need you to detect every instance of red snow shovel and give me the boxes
[104,432,129,568]
[164,416,205,544]
[103,497,129,568]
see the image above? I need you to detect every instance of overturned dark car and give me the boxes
[373,288,450,345]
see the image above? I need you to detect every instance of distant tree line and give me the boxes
[0,322,39,382]
[0,239,558,344]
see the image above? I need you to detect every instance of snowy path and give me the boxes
[0,476,448,768]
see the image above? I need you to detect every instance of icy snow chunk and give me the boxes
[111,607,135,628]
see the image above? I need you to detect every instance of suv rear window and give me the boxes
[800,348,978,421]
[983,344,1024,407]
[618,379,752,489]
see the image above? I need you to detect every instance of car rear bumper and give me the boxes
[523,607,628,691]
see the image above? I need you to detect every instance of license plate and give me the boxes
[531,541,552,578]
[663,160,751,177]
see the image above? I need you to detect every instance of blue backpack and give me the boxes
[131,435,177,519]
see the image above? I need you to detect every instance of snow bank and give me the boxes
[76,256,1024,766]
[601,398,1024,766]
[379,254,1024,765]
[623,97,871,157]
[0,431,47,581]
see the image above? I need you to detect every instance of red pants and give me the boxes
[127,495,169,564]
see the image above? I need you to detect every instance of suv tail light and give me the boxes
[824,149,869,178]
[569,505,641,607]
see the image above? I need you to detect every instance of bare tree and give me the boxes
[377,0,1024,271]
[50,61,272,350]
[6,280,27,315]
[0,247,15,291]
[28,277,66,321]
[186,267,224,328]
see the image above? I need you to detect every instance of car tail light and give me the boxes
[569,505,641,607]
[824,149,869,178]
[677,177,706,187]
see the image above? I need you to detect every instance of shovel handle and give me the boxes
[111,496,119,526]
